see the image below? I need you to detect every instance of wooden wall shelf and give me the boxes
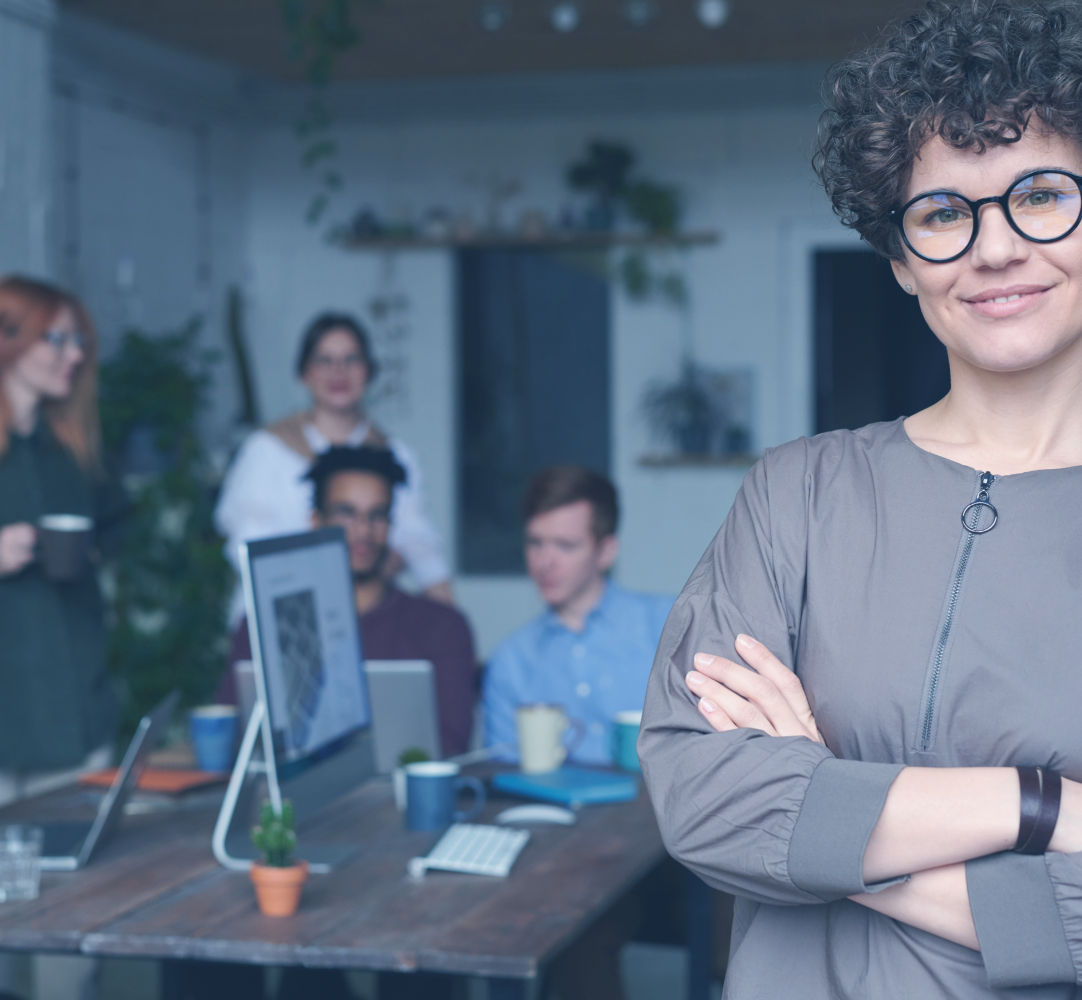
[338,230,721,251]
[638,452,758,469]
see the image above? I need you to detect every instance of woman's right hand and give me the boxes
[0,523,36,576]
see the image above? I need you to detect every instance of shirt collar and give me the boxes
[540,579,618,635]
[302,420,370,453]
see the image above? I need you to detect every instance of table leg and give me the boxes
[488,977,530,1000]
[685,870,714,1000]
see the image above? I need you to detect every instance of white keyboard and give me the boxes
[407,823,530,878]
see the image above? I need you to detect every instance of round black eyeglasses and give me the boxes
[890,170,1082,263]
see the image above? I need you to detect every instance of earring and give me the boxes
[905,284,912,293]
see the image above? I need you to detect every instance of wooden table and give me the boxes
[0,772,711,999]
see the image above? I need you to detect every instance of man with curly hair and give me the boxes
[640,1,1082,996]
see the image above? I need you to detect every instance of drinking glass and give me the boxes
[0,825,43,902]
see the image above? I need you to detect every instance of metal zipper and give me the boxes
[917,472,998,752]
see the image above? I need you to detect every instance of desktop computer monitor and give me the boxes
[212,527,374,872]
[242,527,371,764]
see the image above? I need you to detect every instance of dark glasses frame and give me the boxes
[890,169,1082,263]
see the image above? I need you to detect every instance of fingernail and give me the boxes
[686,671,703,687]
[737,634,757,649]
[699,697,717,714]
[694,652,716,667]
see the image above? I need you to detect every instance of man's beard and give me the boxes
[352,548,387,585]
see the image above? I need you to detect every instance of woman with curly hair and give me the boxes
[640,1,1082,995]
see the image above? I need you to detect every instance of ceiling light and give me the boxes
[624,0,657,26]
[696,0,729,28]
[479,0,511,30]
[551,2,581,32]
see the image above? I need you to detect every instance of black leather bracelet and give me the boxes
[1016,765,1042,851]
[1016,766,1062,855]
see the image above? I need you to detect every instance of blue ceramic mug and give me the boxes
[189,705,238,772]
[405,762,486,832]
[609,710,642,772]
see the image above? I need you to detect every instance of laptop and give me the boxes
[37,689,179,871]
[364,660,440,773]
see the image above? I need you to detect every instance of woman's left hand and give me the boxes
[685,634,824,744]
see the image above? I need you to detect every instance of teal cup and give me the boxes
[609,710,642,772]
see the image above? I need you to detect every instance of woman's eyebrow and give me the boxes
[905,166,1077,203]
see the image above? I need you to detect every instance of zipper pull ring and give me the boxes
[961,471,998,534]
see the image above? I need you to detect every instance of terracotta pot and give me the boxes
[249,861,308,917]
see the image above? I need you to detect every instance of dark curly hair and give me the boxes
[815,0,1082,259]
[305,445,407,512]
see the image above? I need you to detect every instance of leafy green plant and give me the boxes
[251,800,297,868]
[397,747,431,767]
[98,321,232,735]
[279,0,368,226]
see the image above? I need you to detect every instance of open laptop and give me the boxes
[364,660,440,773]
[37,689,179,871]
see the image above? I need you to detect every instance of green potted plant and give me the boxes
[250,800,308,917]
[394,747,430,812]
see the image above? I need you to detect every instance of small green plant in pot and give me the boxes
[394,747,431,812]
[249,800,308,917]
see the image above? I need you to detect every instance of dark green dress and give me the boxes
[0,422,122,770]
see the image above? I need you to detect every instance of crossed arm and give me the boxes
[685,635,1082,951]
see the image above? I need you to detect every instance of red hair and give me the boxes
[0,275,100,470]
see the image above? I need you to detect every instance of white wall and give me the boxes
[51,11,256,443]
[47,14,853,655]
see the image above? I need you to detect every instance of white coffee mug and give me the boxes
[515,703,585,774]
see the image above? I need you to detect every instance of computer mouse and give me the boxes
[494,804,577,826]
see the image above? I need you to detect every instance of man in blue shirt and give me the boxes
[484,465,673,768]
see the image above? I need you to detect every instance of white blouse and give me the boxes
[214,421,450,621]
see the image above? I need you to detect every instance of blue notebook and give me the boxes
[492,767,638,807]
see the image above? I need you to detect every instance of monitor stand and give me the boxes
[212,701,374,874]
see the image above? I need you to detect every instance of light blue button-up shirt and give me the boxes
[483,582,674,765]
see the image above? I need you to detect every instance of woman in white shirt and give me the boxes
[214,312,451,620]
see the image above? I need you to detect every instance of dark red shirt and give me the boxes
[223,586,478,757]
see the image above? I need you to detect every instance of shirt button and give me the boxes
[576,682,591,698]
[572,644,585,658]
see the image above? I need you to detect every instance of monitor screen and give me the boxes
[242,528,370,763]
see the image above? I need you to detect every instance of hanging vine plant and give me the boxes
[280,0,367,226]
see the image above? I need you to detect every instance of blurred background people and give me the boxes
[224,445,477,759]
[214,312,452,623]
[0,275,126,999]
[483,465,672,764]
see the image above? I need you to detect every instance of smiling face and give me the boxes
[301,328,370,414]
[5,305,84,403]
[892,128,1082,378]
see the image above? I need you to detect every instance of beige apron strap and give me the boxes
[265,412,315,461]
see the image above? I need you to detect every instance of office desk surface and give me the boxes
[0,771,666,981]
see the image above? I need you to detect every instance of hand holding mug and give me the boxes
[0,523,36,577]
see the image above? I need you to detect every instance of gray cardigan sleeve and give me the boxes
[639,442,903,906]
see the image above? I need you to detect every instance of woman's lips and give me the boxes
[962,284,1051,318]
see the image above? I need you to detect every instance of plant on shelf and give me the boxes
[250,800,309,917]
[98,321,232,737]
[565,140,687,307]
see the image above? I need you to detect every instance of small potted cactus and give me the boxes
[249,800,308,917]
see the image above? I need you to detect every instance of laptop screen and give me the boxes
[242,528,370,763]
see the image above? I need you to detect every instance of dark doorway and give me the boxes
[815,250,951,433]
[457,248,610,575]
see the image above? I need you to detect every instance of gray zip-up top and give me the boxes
[639,418,1082,998]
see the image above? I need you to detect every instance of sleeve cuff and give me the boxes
[967,852,1075,988]
[787,758,904,900]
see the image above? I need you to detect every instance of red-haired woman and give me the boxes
[0,276,122,792]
